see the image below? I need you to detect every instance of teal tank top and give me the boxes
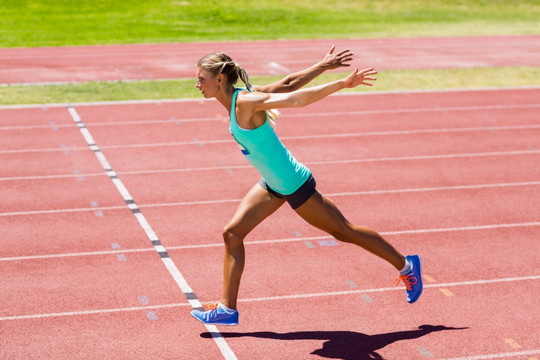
[229,89,311,195]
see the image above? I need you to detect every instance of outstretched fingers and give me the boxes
[343,67,377,88]
[324,44,353,69]
[358,68,378,86]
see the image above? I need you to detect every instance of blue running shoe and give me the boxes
[191,303,239,326]
[394,255,423,304]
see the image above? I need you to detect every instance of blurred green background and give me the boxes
[1,0,538,104]
[1,0,539,47]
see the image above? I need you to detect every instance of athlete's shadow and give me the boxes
[201,325,467,360]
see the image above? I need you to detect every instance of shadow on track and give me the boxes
[201,325,467,360]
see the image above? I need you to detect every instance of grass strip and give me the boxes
[1,67,538,106]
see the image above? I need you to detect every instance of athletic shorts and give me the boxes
[258,174,317,209]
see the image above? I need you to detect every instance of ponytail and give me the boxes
[197,52,252,90]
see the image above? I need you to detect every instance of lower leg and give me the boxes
[221,230,245,310]
[218,184,285,310]
[335,224,405,271]
[296,191,405,271]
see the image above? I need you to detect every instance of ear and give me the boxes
[217,74,223,83]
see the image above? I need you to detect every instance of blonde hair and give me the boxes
[197,52,281,124]
[197,52,252,91]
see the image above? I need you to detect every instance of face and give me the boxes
[195,66,220,99]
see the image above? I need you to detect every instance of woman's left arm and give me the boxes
[239,67,377,122]
[253,45,353,94]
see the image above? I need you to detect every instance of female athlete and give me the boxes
[191,46,423,326]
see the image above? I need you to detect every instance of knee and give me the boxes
[222,226,245,249]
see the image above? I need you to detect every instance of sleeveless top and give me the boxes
[229,88,311,195]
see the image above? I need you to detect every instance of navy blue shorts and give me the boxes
[258,174,317,209]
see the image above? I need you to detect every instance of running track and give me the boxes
[1,87,539,359]
[1,35,539,85]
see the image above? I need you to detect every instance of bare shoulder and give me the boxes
[235,91,267,129]
[236,90,269,105]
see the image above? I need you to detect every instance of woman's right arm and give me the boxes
[253,45,353,94]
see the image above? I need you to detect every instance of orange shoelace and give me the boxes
[394,273,418,290]
[204,303,219,311]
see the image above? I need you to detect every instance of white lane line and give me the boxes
[0,247,155,261]
[2,180,540,217]
[1,86,538,109]
[2,221,539,262]
[0,172,107,182]
[1,103,539,131]
[2,123,540,154]
[2,149,539,182]
[66,106,237,360]
[2,274,538,321]
[0,205,127,217]
[136,180,540,208]
[438,349,540,360]
[239,275,540,305]
[0,303,191,321]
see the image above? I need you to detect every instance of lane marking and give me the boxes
[3,180,540,217]
[504,338,523,349]
[237,275,540,304]
[0,302,192,321]
[439,288,455,297]
[0,86,538,109]
[2,123,540,154]
[2,148,539,182]
[318,239,339,246]
[66,106,238,360]
[2,274,538,321]
[418,347,434,358]
[304,241,315,248]
[3,102,539,130]
[268,61,291,75]
[360,294,375,303]
[439,350,540,360]
[2,221,540,262]
[130,180,540,208]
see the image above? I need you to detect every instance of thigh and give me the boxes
[294,190,350,234]
[226,183,286,236]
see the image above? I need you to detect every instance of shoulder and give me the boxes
[236,90,269,105]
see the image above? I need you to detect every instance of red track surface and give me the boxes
[1,35,539,84]
[1,86,539,359]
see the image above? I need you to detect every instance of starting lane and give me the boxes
[1,88,539,360]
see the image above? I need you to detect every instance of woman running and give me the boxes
[191,46,422,326]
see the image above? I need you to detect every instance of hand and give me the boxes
[320,45,353,70]
[343,68,377,88]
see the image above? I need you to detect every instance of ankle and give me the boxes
[219,302,238,313]
[399,258,412,275]
[220,300,237,311]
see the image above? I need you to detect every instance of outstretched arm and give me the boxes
[253,45,353,94]
[236,68,377,128]
[245,68,377,111]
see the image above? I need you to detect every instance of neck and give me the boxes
[216,85,237,113]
